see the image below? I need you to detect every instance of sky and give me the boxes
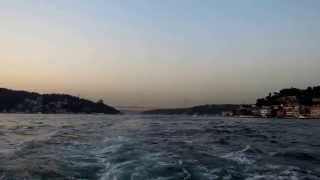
[0,0,320,108]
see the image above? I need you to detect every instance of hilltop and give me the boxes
[0,88,120,114]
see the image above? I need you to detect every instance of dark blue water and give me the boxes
[0,114,320,180]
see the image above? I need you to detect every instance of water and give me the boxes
[0,114,320,180]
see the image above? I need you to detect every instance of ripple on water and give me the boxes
[1,115,320,180]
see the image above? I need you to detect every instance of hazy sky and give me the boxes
[1,0,320,107]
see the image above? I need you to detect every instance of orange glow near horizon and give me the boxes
[1,1,320,107]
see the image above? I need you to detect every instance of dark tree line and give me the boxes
[143,104,241,115]
[0,88,120,114]
[256,86,320,107]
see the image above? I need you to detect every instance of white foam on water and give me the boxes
[221,145,255,165]
[246,174,300,180]
[245,166,314,180]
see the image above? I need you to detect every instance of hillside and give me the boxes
[256,86,320,106]
[0,88,120,114]
[144,86,320,117]
[143,104,241,115]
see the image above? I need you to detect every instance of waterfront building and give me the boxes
[283,105,300,118]
[259,106,272,118]
[309,105,320,118]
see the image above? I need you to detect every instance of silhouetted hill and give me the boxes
[143,104,241,115]
[0,88,120,114]
[256,86,320,107]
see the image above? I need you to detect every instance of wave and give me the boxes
[221,145,263,165]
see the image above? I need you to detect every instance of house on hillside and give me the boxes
[259,106,271,118]
[309,105,320,118]
[234,105,257,117]
[282,105,300,118]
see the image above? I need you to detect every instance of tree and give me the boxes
[97,99,104,104]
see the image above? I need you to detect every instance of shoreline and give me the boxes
[0,112,319,120]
